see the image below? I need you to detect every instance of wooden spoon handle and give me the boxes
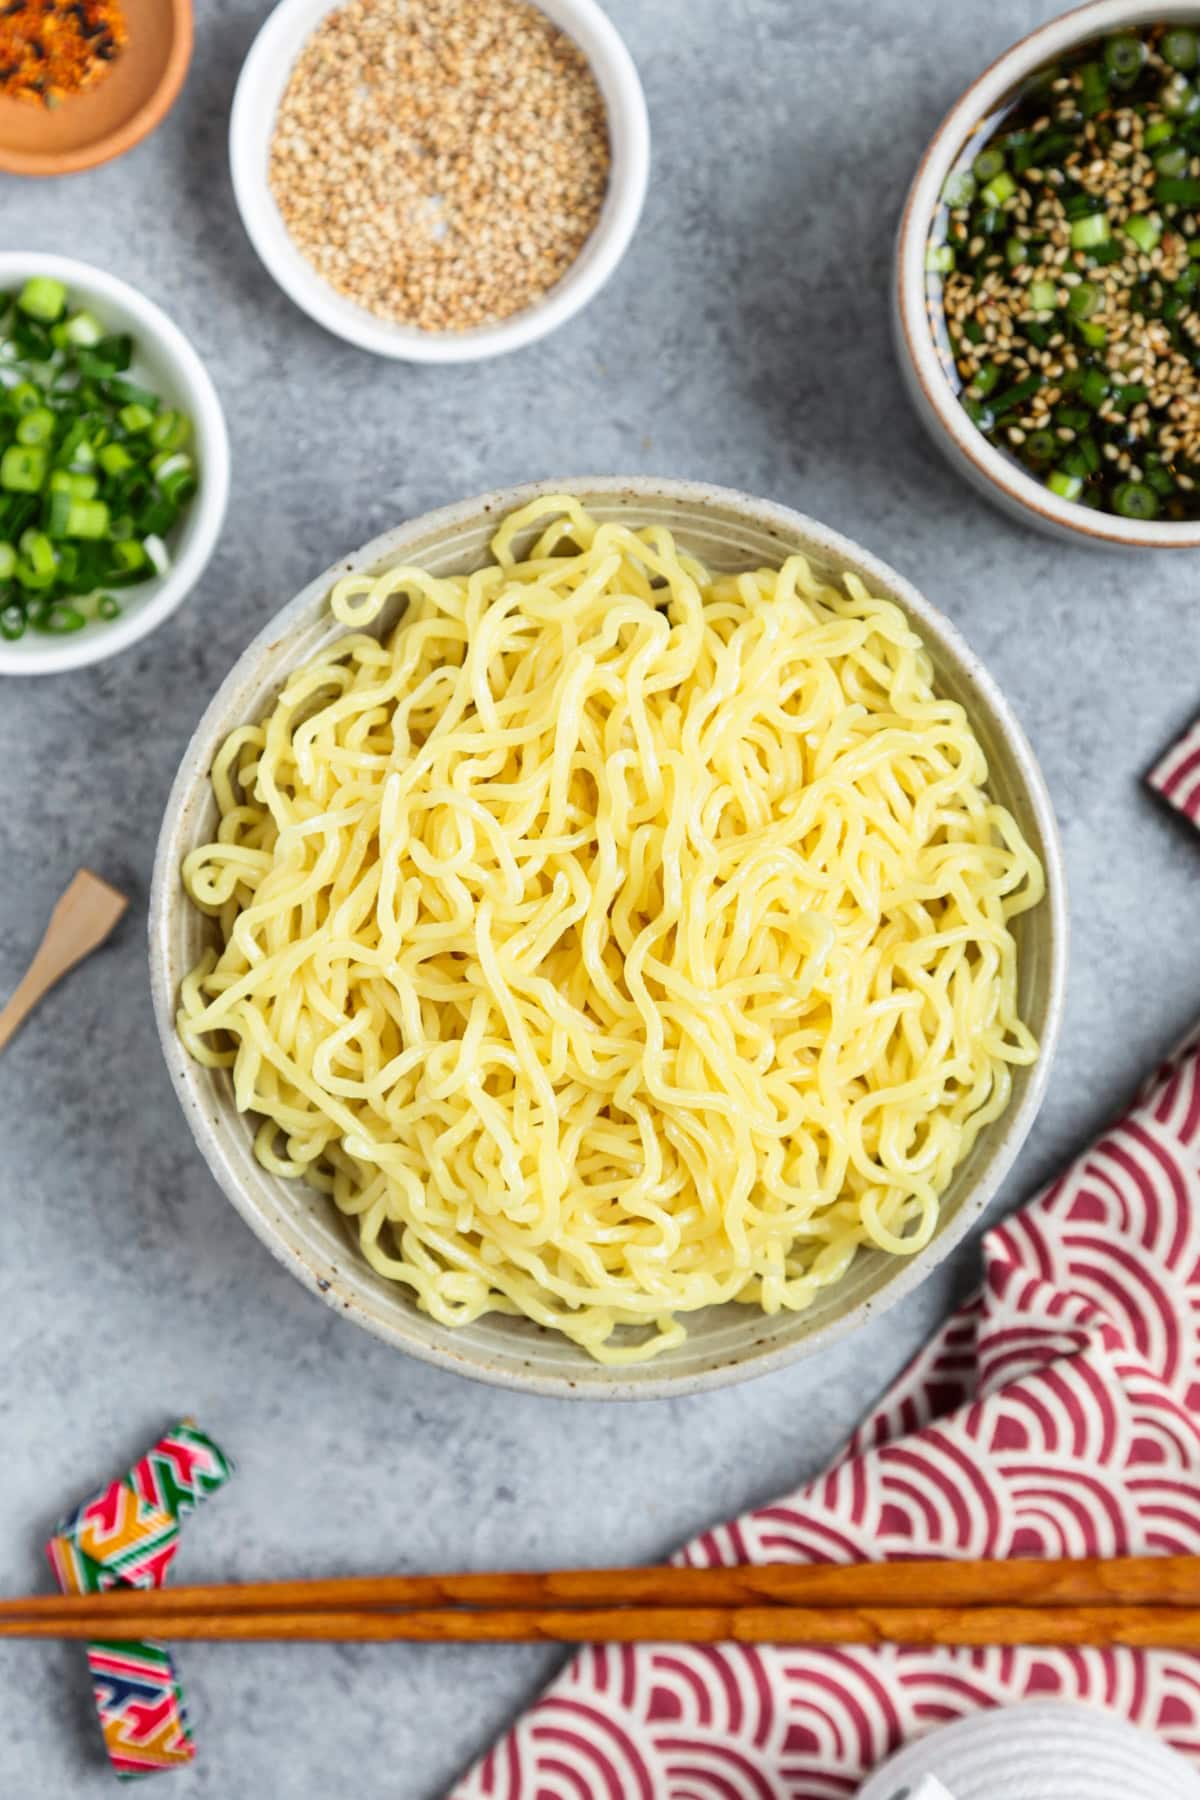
[0,870,128,1056]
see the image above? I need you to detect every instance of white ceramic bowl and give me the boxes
[229,0,650,363]
[0,254,230,677]
[149,477,1068,1399]
[859,1702,1200,1800]
[895,0,1200,549]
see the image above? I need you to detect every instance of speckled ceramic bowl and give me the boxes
[149,478,1068,1399]
[895,0,1200,548]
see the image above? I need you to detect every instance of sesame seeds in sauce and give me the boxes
[927,24,1200,519]
[268,0,611,334]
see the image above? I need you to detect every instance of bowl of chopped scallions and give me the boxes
[896,0,1200,548]
[0,253,229,673]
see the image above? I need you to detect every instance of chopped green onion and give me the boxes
[1155,175,1200,206]
[1027,278,1058,310]
[1070,212,1111,249]
[1067,280,1101,318]
[148,409,191,453]
[990,373,1043,415]
[105,376,160,410]
[970,362,1001,397]
[98,443,136,477]
[981,171,1018,208]
[1145,117,1176,146]
[65,499,109,539]
[42,603,86,634]
[972,146,1006,183]
[1005,235,1028,267]
[1104,34,1144,84]
[1162,73,1199,117]
[1074,318,1109,347]
[1080,60,1110,114]
[18,527,55,577]
[942,168,976,208]
[0,542,15,580]
[96,593,120,621]
[1112,480,1159,518]
[1024,428,1059,462]
[0,601,24,640]
[155,459,197,508]
[44,488,73,538]
[0,445,47,492]
[9,381,41,414]
[925,243,955,274]
[143,533,170,577]
[1165,27,1200,71]
[15,558,54,591]
[1047,469,1085,501]
[15,406,55,447]
[1124,213,1163,254]
[16,276,67,322]
[1078,366,1109,409]
[63,310,104,347]
[49,469,99,500]
[111,539,149,575]
[118,402,154,434]
[1154,144,1190,177]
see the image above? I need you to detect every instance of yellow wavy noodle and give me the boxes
[178,496,1044,1363]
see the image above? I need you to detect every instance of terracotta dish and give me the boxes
[0,0,192,177]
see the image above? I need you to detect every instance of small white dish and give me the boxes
[858,1702,1200,1800]
[229,0,650,363]
[0,253,230,678]
[895,0,1200,549]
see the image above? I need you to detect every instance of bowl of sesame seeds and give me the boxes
[896,0,1200,547]
[229,0,649,363]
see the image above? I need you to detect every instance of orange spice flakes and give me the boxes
[0,0,126,105]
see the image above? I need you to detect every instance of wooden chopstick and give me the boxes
[3,1603,1200,1648]
[4,1553,1200,1624]
[4,1557,1200,1647]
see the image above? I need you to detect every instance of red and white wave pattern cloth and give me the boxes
[1150,716,1200,825]
[453,725,1200,1800]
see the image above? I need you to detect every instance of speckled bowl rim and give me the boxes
[896,0,1200,549]
[149,476,1068,1399]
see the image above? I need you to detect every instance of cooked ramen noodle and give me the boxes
[179,496,1044,1363]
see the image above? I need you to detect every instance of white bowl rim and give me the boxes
[228,0,651,364]
[897,0,1200,549]
[149,474,1069,1399]
[0,252,231,676]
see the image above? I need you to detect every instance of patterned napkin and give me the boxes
[453,721,1200,1800]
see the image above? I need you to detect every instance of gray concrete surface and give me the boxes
[3,0,1200,1792]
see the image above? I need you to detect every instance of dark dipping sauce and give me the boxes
[927,24,1200,521]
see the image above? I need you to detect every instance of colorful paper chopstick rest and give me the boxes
[45,1419,233,1780]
